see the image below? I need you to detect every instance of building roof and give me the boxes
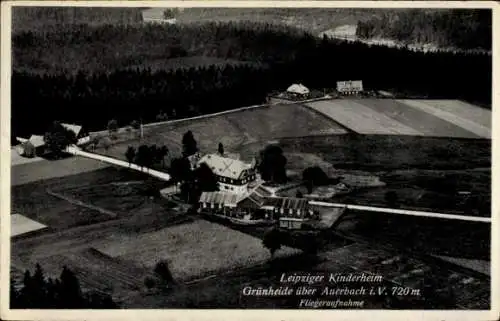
[237,190,266,209]
[61,123,83,136]
[28,135,45,148]
[287,83,310,95]
[16,137,28,144]
[263,197,310,211]
[198,154,253,180]
[199,191,242,206]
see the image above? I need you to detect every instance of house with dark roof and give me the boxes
[198,189,320,229]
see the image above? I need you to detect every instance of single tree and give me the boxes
[170,157,192,183]
[159,145,169,168]
[107,119,118,134]
[130,120,140,130]
[218,142,224,156]
[385,191,399,207]
[303,166,329,193]
[144,276,156,290]
[10,278,20,308]
[258,145,287,184]
[125,146,136,166]
[182,130,198,157]
[154,260,174,284]
[262,228,283,258]
[59,266,84,309]
[22,141,36,158]
[135,144,152,169]
[195,163,219,192]
[44,121,77,157]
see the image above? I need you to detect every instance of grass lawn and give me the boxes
[94,104,347,163]
[276,134,491,171]
[11,166,163,230]
[11,156,110,187]
[95,219,301,282]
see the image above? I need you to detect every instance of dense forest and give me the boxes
[11,264,117,309]
[356,9,492,50]
[12,7,144,33]
[12,22,491,142]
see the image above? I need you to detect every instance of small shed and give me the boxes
[17,135,46,157]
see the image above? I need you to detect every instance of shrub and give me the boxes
[154,260,174,283]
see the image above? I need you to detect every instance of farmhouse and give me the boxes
[61,123,90,146]
[336,80,363,95]
[197,153,257,194]
[286,83,310,99]
[16,135,46,157]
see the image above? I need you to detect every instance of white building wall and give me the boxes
[218,182,248,194]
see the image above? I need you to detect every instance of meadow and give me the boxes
[304,99,490,138]
[93,103,348,164]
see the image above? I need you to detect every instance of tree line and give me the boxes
[10,264,117,309]
[12,21,492,142]
[356,9,492,50]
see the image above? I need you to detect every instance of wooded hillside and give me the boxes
[356,9,492,50]
[12,22,491,143]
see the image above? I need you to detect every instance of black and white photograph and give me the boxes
[1,0,497,318]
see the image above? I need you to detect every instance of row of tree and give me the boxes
[10,264,117,309]
[125,144,169,169]
[356,9,492,50]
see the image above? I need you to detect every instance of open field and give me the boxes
[125,235,489,309]
[398,99,491,138]
[96,219,301,282]
[11,156,111,186]
[11,214,47,237]
[304,99,489,138]
[304,100,424,136]
[94,104,347,163]
[11,148,44,166]
[350,99,487,138]
[11,167,164,230]
[276,134,491,171]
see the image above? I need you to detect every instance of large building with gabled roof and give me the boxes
[197,153,257,194]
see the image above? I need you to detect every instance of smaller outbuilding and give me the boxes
[17,135,46,157]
